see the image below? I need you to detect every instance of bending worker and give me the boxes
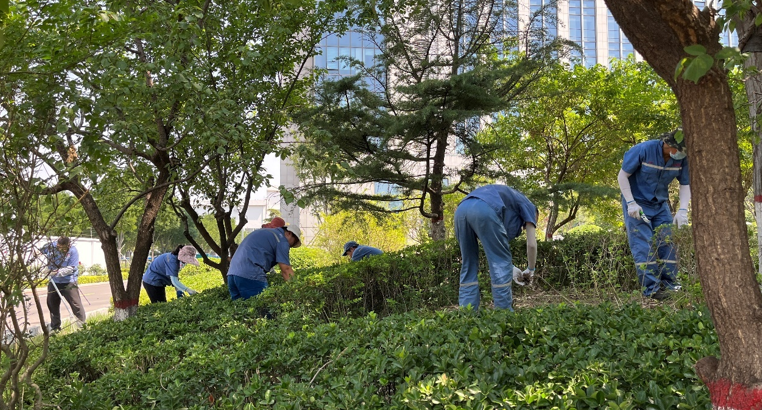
[41,236,86,331]
[226,225,301,300]
[454,184,538,311]
[342,241,383,261]
[142,245,200,303]
[618,130,690,301]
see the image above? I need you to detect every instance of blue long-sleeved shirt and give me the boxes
[41,241,80,284]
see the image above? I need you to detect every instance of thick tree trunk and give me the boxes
[756,143,762,276]
[122,179,170,319]
[605,1,762,406]
[737,20,762,278]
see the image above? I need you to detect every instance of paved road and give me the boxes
[13,280,125,333]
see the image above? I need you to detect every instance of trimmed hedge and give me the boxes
[35,291,717,409]
[259,231,637,321]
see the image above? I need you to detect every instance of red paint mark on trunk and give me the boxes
[754,195,762,203]
[113,298,138,309]
[708,379,762,409]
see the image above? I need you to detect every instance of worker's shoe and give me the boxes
[648,289,672,301]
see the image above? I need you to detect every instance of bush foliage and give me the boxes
[32,229,717,409]
[260,231,637,321]
[36,291,716,409]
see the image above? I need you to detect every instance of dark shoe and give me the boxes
[648,289,672,301]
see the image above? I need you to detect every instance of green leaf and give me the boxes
[755,13,762,26]
[682,54,714,83]
[684,44,707,56]
[674,58,688,82]
[674,130,684,144]
[715,47,738,61]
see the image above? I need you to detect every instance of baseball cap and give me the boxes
[342,241,359,256]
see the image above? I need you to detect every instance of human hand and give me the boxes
[673,209,689,227]
[187,289,198,295]
[513,267,533,286]
[626,201,643,220]
[521,268,535,286]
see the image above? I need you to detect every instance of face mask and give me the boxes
[670,151,686,160]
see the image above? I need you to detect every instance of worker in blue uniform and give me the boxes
[454,184,538,311]
[342,241,384,261]
[618,130,691,301]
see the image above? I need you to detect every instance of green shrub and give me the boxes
[259,231,641,321]
[35,293,717,409]
[289,247,333,270]
[564,224,604,236]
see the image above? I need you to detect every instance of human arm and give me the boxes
[278,263,294,281]
[171,276,196,295]
[525,223,537,271]
[618,169,644,219]
[673,184,691,227]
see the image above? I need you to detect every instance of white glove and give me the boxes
[626,201,643,220]
[513,267,534,286]
[512,267,525,285]
[187,289,198,295]
[673,209,689,227]
[522,268,535,286]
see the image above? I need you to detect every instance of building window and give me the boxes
[569,0,596,67]
[374,182,402,210]
[529,0,557,41]
[314,29,384,90]
[607,10,634,64]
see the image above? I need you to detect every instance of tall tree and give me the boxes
[294,0,565,240]
[604,1,761,406]
[165,0,345,282]
[481,60,680,239]
[3,0,335,318]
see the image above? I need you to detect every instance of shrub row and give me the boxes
[260,231,638,321]
[36,290,717,409]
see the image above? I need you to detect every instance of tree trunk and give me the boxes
[756,143,762,276]
[737,17,762,278]
[605,1,762,406]
[122,179,170,320]
[429,131,449,241]
[545,197,559,240]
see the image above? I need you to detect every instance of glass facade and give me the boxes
[607,10,634,62]
[313,30,383,90]
[529,0,557,40]
[569,0,596,67]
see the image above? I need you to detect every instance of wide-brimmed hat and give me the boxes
[342,241,359,256]
[284,227,301,248]
[178,245,200,266]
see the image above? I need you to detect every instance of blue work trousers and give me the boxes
[228,275,268,301]
[454,198,514,310]
[621,198,679,296]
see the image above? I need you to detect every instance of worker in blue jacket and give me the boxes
[142,245,200,303]
[342,241,384,261]
[454,185,538,311]
[227,226,301,300]
[618,130,691,301]
[41,236,86,331]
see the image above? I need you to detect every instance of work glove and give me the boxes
[521,268,535,286]
[626,201,643,220]
[176,290,185,298]
[673,209,689,227]
[187,289,198,295]
[513,267,534,286]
